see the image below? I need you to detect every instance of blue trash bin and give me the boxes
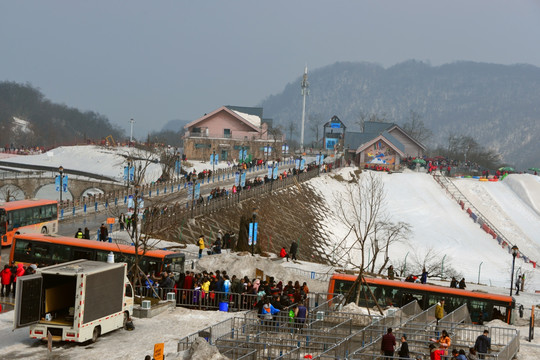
[219,301,229,312]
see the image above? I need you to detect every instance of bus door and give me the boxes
[14,273,43,329]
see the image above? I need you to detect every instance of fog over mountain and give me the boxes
[261,60,540,169]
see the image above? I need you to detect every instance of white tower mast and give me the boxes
[129,118,135,143]
[300,65,309,153]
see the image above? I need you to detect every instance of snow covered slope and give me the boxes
[310,169,540,290]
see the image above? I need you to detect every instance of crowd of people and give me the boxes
[381,325,491,359]
[136,267,312,330]
[1,263,38,297]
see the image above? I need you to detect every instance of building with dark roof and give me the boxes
[344,121,426,169]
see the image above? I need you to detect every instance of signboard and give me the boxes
[330,122,341,129]
[154,343,164,360]
[234,172,240,187]
[319,154,324,165]
[241,172,246,187]
[325,138,338,150]
[194,183,201,200]
[248,222,258,245]
[268,166,272,179]
[295,159,300,170]
[272,165,278,180]
[187,182,193,201]
[106,217,115,224]
[300,159,305,171]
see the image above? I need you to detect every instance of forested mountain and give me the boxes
[261,61,540,169]
[0,82,124,148]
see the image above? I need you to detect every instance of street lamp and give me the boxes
[510,245,519,296]
[212,149,215,180]
[58,166,64,204]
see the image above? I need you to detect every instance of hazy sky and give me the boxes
[1,1,539,138]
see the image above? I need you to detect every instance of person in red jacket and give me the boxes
[12,263,25,294]
[430,343,446,360]
[280,247,289,261]
[380,327,396,357]
[0,265,12,297]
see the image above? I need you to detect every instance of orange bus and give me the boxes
[10,233,185,277]
[329,273,515,324]
[0,199,58,246]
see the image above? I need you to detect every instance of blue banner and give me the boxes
[194,183,201,200]
[295,159,300,170]
[300,159,305,171]
[272,166,278,180]
[123,166,128,180]
[62,175,68,192]
[248,222,254,245]
[243,150,248,162]
[187,182,193,200]
[234,172,240,187]
[253,222,258,245]
[175,160,181,176]
[127,195,134,208]
[319,154,324,165]
[55,175,60,192]
[129,166,135,181]
[210,153,214,164]
[316,155,320,165]
[214,154,219,165]
[268,166,272,179]
[241,172,246,187]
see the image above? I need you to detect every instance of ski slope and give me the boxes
[311,169,540,290]
[452,175,540,261]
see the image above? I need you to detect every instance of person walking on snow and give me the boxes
[290,241,298,261]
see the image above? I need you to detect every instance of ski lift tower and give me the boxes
[300,66,309,153]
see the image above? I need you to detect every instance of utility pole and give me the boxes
[300,65,309,153]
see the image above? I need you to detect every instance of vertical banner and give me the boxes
[234,172,240,187]
[127,195,134,208]
[62,175,69,192]
[243,150,248,162]
[210,153,214,164]
[175,160,181,176]
[123,166,128,180]
[194,183,201,200]
[214,154,219,164]
[295,159,300,170]
[319,154,324,165]
[300,159,305,171]
[241,172,246,187]
[187,182,193,200]
[253,222,258,245]
[272,165,278,180]
[129,166,135,181]
[55,175,60,192]
[316,154,320,165]
[268,166,272,179]
[248,222,254,245]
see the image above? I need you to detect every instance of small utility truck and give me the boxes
[14,259,134,343]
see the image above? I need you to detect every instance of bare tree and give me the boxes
[333,171,410,305]
[308,113,324,147]
[0,184,24,202]
[286,121,297,144]
[402,110,432,144]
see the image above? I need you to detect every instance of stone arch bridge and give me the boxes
[0,175,126,200]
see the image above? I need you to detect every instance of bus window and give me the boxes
[164,255,185,274]
[72,248,94,261]
[33,243,51,262]
[13,239,33,263]
[50,244,72,264]
[95,250,109,262]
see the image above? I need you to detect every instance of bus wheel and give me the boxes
[41,227,48,234]
[91,326,101,343]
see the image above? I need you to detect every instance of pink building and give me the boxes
[183,106,285,162]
